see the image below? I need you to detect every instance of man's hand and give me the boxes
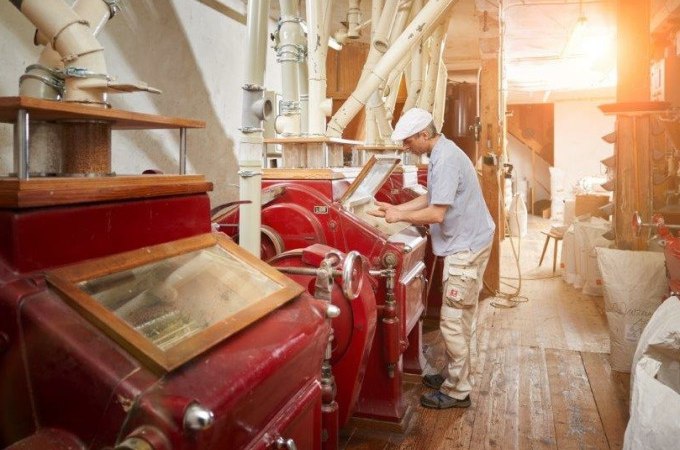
[366,208,386,218]
[384,208,403,223]
[367,200,391,218]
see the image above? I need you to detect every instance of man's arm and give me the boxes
[384,203,448,225]
[373,194,428,212]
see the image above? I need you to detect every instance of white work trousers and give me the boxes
[439,242,492,400]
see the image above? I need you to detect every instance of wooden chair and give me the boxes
[539,229,564,274]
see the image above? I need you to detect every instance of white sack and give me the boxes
[582,235,613,296]
[597,248,667,372]
[624,296,680,450]
[508,194,527,238]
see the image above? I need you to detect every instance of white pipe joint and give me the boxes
[275,114,301,136]
[275,18,305,63]
[241,85,273,133]
[320,98,333,117]
[34,0,119,46]
[347,0,362,39]
[22,0,117,100]
[15,0,110,104]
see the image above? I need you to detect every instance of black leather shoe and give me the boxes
[420,391,471,409]
[422,374,445,390]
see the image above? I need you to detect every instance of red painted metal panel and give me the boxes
[0,274,329,449]
[0,194,211,273]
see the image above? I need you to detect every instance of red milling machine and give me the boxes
[0,97,374,449]
[215,153,429,428]
[374,162,445,321]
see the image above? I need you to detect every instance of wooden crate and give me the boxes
[575,194,611,220]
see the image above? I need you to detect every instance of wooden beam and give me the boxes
[477,3,503,292]
[194,0,246,25]
[614,1,652,250]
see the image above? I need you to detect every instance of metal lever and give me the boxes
[275,437,297,450]
[632,211,680,237]
[273,251,365,300]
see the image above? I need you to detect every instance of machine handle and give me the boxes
[342,251,364,300]
[632,211,680,237]
[275,437,297,450]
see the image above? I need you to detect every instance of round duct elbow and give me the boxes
[320,98,333,117]
[372,38,390,54]
[252,97,273,122]
[274,114,301,136]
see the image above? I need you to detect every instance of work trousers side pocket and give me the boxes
[444,264,478,308]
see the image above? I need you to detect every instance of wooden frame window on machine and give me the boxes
[47,233,304,374]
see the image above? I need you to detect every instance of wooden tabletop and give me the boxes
[0,96,205,130]
[262,168,346,180]
[0,174,213,208]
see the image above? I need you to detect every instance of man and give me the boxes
[369,108,495,409]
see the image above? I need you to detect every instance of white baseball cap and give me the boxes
[391,108,433,141]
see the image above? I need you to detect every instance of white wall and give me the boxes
[554,99,616,194]
[506,133,551,204]
[0,0,282,206]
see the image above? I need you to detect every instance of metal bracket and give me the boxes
[238,169,262,178]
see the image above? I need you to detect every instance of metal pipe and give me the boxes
[179,128,187,174]
[367,92,393,143]
[388,0,413,44]
[327,0,456,138]
[432,58,448,131]
[382,0,415,122]
[417,19,447,111]
[307,0,333,135]
[346,0,362,39]
[238,0,271,256]
[298,50,310,135]
[372,0,399,53]
[34,0,116,45]
[402,40,423,112]
[13,109,29,180]
[14,0,109,104]
[25,0,116,100]
[274,0,304,136]
[402,0,423,112]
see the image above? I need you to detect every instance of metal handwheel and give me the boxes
[342,250,364,300]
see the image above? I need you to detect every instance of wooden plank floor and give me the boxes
[341,216,630,449]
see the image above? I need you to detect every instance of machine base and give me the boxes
[347,405,415,434]
[401,372,425,385]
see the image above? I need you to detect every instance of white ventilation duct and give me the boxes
[433,58,448,131]
[417,19,447,111]
[327,0,456,138]
[403,39,424,112]
[238,0,273,256]
[346,0,363,39]
[372,0,399,53]
[274,0,304,136]
[20,0,117,100]
[11,0,110,104]
[306,0,333,135]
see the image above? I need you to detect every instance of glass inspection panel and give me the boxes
[340,155,401,207]
[47,233,303,373]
